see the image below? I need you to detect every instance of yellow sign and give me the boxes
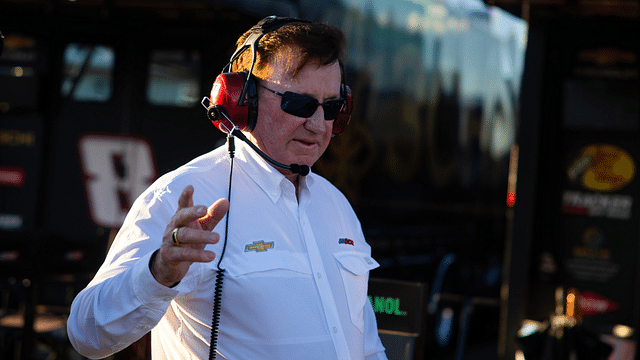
[567,144,635,192]
[0,129,35,147]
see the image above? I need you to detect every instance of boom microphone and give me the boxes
[206,104,310,176]
[231,129,310,176]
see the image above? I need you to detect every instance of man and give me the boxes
[68,16,387,360]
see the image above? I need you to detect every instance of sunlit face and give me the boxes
[249,52,341,180]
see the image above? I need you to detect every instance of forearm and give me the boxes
[67,251,178,358]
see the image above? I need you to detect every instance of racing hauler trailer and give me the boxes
[0,1,528,359]
[501,3,640,360]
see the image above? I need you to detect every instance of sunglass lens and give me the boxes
[322,100,344,120]
[279,91,344,119]
[281,92,317,118]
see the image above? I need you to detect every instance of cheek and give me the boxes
[256,114,303,146]
[322,122,334,142]
[317,132,332,154]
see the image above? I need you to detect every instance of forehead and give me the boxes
[264,51,342,94]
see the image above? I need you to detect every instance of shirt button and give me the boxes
[333,326,338,333]
[317,272,322,279]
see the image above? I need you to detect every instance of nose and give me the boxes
[304,106,330,134]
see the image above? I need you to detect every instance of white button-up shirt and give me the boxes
[68,140,387,360]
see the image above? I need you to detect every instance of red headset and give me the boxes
[205,16,352,136]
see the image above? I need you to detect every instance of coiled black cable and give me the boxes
[208,135,235,360]
[209,270,225,358]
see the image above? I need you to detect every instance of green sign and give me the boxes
[368,278,426,334]
[369,296,408,316]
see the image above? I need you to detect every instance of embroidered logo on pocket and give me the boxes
[338,238,354,246]
[244,241,274,252]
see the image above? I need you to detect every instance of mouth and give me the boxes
[293,139,316,147]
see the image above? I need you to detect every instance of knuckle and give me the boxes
[177,227,190,241]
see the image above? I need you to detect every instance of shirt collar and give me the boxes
[235,138,314,203]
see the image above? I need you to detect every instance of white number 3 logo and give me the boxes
[79,134,157,229]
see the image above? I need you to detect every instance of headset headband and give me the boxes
[225,16,311,106]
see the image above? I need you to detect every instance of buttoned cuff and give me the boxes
[132,250,180,307]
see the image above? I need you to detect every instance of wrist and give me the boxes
[149,249,180,288]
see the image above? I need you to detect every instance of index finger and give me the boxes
[178,185,195,210]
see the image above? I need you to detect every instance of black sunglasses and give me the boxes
[258,83,345,120]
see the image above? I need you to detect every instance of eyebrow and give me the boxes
[260,83,342,102]
[298,88,341,101]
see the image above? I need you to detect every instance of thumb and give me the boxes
[198,198,230,231]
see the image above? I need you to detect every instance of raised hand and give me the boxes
[150,185,229,287]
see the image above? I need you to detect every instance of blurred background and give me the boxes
[0,0,637,359]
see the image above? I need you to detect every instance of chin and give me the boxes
[295,156,320,167]
[285,153,319,166]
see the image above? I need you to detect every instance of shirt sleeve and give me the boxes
[363,289,388,360]
[67,187,180,359]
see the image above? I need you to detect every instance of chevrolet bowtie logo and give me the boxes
[244,241,274,252]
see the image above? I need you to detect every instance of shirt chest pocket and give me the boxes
[224,249,312,278]
[333,252,380,333]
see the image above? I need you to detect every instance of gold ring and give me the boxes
[172,228,182,246]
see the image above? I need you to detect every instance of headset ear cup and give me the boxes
[209,73,250,132]
[332,84,352,135]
